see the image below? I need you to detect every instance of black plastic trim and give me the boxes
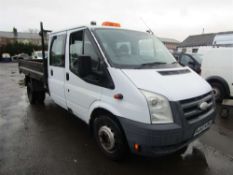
[117,100,216,156]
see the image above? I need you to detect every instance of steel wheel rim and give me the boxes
[98,126,115,153]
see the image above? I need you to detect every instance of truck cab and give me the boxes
[20,23,216,160]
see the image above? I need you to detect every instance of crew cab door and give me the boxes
[48,32,67,109]
[65,28,103,122]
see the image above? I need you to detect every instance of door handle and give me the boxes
[66,72,69,81]
[50,69,53,76]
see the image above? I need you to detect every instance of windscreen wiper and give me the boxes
[171,61,178,64]
[137,61,166,68]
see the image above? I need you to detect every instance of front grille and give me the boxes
[180,92,214,122]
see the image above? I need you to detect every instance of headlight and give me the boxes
[141,90,173,124]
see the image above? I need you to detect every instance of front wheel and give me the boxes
[93,116,128,161]
[173,146,188,156]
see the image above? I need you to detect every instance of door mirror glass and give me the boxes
[77,55,92,77]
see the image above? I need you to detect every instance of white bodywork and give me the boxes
[122,67,210,101]
[201,48,233,96]
[47,26,213,125]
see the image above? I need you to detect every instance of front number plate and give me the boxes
[194,120,212,136]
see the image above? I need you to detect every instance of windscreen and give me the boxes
[94,28,176,68]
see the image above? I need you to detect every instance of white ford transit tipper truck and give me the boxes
[19,22,216,160]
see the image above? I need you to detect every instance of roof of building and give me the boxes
[179,31,233,47]
[158,37,180,44]
[0,31,40,39]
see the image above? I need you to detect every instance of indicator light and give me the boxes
[113,93,123,100]
[134,144,140,152]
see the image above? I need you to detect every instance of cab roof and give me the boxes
[50,25,146,35]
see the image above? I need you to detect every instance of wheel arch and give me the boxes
[89,107,121,132]
[206,76,230,97]
[88,105,127,144]
[88,101,122,125]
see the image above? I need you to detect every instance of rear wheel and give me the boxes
[26,78,45,104]
[27,81,36,104]
[93,115,128,161]
[36,91,45,104]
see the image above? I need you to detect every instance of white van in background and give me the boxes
[201,48,233,101]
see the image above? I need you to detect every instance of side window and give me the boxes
[192,48,198,53]
[69,30,114,88]
[50,34,66,67]
[180,55,194,66]
[69,30,83,74]
[69,30,100,75]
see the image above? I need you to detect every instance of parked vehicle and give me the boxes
[173,52,203,74]
[32,51,48,59]
[201,48,233,102]
[1,53,12,62]
[12,53,30,61]
[19,22,216,160]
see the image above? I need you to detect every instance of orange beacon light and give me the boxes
[102,21,121,27]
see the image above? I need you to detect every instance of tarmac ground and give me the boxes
[0,63,233,175]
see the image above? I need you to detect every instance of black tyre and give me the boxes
[93,116,128,160]
[173,146,188,156]
[210,82,225,103]
[27,81,36,104]
[220,108,229,119]
[36,91,45,104]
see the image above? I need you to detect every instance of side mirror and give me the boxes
[188,61,195,67]
[78,55,92,78]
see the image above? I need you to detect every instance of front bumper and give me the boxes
[118,101,216,157]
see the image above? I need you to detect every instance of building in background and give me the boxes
[178,31,233,53]
[0,30,41,47]
[158,37,180,53]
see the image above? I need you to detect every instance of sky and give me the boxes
[0,0,233,41]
